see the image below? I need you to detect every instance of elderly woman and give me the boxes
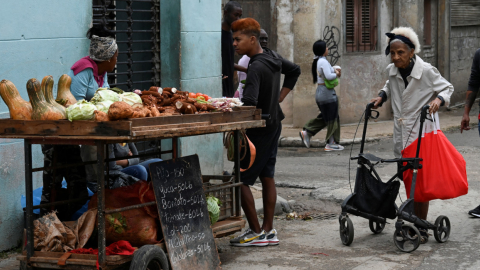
[68,24,118,101]
[371,27,454,244]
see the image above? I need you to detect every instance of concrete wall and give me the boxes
[450,26,480,105]
[161,0,224,175]
[0,1,92,251]
[278,0,394,127]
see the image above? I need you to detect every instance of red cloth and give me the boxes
[70,240,136,269]
[402,130,468,202]
[70,56,105,87]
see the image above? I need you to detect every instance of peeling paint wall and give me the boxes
[450,26,480,106]
[284,0,394,126]
[0,1,91,251]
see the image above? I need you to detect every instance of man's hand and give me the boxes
[128,150,133,156]
[222,74,228,80]
[279,87,291,103]
[461,114,471,133]
[428,97,442,114]
[370,97,383,109]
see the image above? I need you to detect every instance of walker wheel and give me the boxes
[393,223,421,253]
[339,215,354,246]
[369,219,386,234]
[434,215,451,243]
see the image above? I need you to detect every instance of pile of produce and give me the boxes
[206,195,221,225]
[0,75,244,122]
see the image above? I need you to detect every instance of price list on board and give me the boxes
[150,155,221,269]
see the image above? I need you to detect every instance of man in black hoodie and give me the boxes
[229,18,301,247]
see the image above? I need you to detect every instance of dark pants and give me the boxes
[303,85,341,143]
[40,145,88,221]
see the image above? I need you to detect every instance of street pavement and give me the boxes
[219,126,480,270]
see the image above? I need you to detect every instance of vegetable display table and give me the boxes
[0,106,264,270]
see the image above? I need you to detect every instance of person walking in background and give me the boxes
[235,29,269,99]
[299,40,343,151]
[222,1,246,97]
[229,18,300,247]
[460,47,480,218]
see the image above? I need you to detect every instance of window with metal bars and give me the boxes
[93,0,162,158]
[92,0,160,92]
[345,0,377,52]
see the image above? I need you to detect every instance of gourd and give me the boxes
[26,78,66,120]
[56,74,77,107]
[0,80,33,120]
[41,76,67,118]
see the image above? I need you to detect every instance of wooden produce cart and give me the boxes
[0,106,264,270]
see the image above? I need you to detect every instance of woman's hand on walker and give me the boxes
[370,97,383,109]
[428,98,442,114]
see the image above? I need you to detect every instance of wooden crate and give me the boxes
[0,107,263,141]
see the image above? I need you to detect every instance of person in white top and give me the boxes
[299,40,343,151]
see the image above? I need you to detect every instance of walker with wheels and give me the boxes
[338,103,451,252]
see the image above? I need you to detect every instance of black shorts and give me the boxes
[240,124,282,186]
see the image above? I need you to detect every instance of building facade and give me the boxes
[229,0,479,125]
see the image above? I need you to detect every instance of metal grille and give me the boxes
[93,0,161,92]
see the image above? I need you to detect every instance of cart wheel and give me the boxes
[393,223,421,253]
[129,245,169,270]
[434,215,451,243]
[339,215,354,246]
[369,219,386,234]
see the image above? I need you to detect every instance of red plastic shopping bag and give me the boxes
[402,112,468,202]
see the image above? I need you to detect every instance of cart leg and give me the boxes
[24,140,34,264]
[96,141,107,269]
[233,130,241,217]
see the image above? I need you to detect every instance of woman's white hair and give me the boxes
[386,26,421,54]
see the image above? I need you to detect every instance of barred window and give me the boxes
[346,0,378,52]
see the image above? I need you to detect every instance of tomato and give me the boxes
[195,93,203,98]
[196,96,206,101]
[204,95,210,101]
[188,92,196,98]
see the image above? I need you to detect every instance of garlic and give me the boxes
[157,87,163,94]
[172,87,177,93]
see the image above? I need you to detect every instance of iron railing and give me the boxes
[92,0,160,92]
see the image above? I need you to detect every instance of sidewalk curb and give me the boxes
[278,136,381,148]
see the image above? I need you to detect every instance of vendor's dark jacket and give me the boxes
[241,48,301,130]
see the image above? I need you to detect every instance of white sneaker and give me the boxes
[299,130,311,148]
[325,143,344,151]
[265,229,280,245]
[230,228,268,247]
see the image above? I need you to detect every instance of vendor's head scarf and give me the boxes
[89,35,118,62]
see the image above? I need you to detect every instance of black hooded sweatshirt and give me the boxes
[241,48,301,130]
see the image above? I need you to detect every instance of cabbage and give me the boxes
[66,100,97,121]
[207,196,221,225]
[120,92,142,106]
[95,100,114,114]
[90,89,120,104]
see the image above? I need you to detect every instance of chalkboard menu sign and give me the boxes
[150,155,221,269]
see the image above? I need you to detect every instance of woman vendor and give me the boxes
[69,24,117,101]
[371,27,454,244]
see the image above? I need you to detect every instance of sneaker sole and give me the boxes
[299,131,310,148]
[325,148,344,151]
[267,240,279,245]
[470,212,480,217]
[231,241,269,247]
